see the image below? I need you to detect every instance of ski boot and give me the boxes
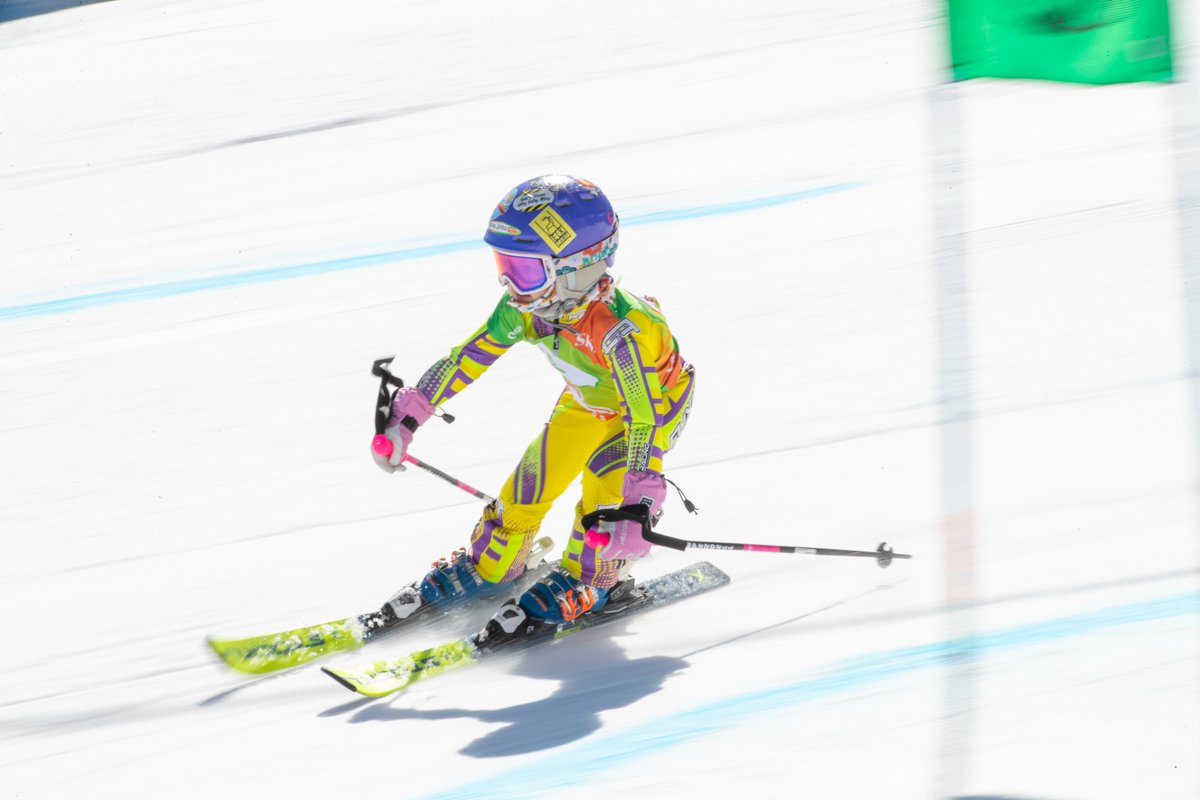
[360,537,554,635]
[387,547,498,620]
[519,568,609,623]
[473,568,649,654]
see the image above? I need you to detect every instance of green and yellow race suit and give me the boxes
[413,288,694,587]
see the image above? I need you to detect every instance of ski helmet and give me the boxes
[484,175,619,318]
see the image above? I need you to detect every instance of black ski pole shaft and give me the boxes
[580,508,912,568]
[645,530,909,568]
[401,453,496,504]
[371,433,495,503]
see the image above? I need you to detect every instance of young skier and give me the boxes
[372,175,694,634]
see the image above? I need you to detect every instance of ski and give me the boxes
[322,561,730,697]
[207,536,556,675]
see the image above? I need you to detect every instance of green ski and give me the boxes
[207,536,555,675]
[323,561,731,697]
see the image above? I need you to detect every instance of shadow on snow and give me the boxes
[1,0,112,24]
[334,628,687,757]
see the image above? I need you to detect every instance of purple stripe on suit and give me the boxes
[662,370,694,425]
[461,338,504,368]
[586,431,626,476]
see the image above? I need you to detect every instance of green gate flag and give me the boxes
[949,0,1173,84]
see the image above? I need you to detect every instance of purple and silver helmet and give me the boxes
[485,175,619,318]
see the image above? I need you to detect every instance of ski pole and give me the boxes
[580,508,911,569]
[369,356,493,503]
[401,453,495,503]
[371,436,496,504]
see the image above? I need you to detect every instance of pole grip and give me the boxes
[371,435,394,458]
[584,529,610,548]
[584,528,687,552]
[581,508,689,552]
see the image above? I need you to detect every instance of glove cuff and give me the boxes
[390,387,436,432]
[621,470,667,514]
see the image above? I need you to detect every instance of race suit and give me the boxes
[412,287,694,588]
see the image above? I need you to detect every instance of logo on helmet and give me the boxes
[488,221,521,236]
[513,188,555,213]
[492,189,518,219]
[580,240,616,268]
[529,207,577,254]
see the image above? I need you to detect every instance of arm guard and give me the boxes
[416,324,513,406]
[607,334,668,474]
[415,297,526,405]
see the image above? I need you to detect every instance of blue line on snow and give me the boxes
[421,591,1200,800]
[0,183,861,322]
[620,182,862,227]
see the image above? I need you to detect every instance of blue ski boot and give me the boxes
[360,537,556,636]
[518,568,609,624]
[382,548,510,623]
[474,569,654,654]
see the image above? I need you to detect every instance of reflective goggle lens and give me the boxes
[493,251,552,294]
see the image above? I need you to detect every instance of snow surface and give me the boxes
[2,1,1198,798]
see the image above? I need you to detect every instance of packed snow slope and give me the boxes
[1,1,1197,798]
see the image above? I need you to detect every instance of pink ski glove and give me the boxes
[587,470,667,560]
[371,388,436,473]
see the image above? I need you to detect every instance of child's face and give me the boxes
[507,281,556,308]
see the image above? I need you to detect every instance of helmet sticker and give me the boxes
[579,240,614,267]
[492,189,518,219]
[529,207,577,254]
[488,221,521,236]
[513,188,555,213]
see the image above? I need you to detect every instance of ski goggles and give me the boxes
[492,225,619,298]
[493,250,555,296]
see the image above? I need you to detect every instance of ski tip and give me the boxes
[205,636,242,668]
[205,634,278,674]
[321,666,360,694]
